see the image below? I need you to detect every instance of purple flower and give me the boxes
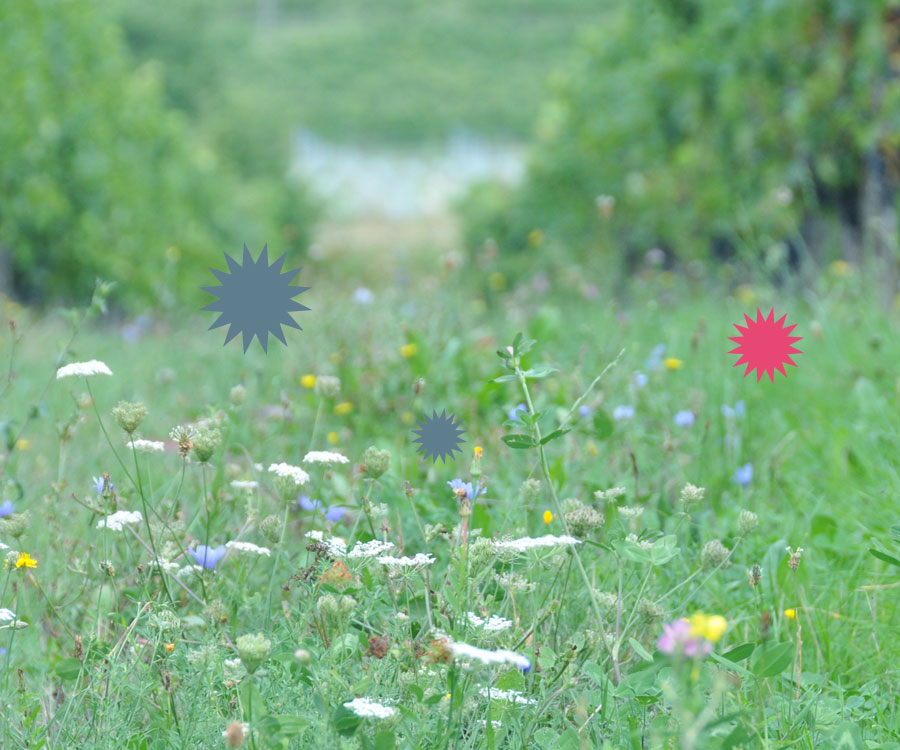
[674,410,695,427]
[578,405,592,418]
[92,476,105,495]
[188,544,226,570]
[613,405,635,421]
[733,463,753,487]
[298,495,346,522]
[657,619,711,658]
[0,500,15,518]
[508,403,528,422]
[448,478,483,500]
[633,371,648,388]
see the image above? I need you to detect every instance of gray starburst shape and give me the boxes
[412,409,466,464]
[202,244,310,353]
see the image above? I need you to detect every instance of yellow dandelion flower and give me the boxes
[687,612,727,642]
[334,401,353,416]
[300,374,317,389]
[327,431,339,445]
[784,608,796,620]
[15,552,37,569]
[543,510,553,525]
[400,343,418,358]
[664,358,683,370]
[474,446,483,460]
[165,643,175,653]
[15,439,31,451]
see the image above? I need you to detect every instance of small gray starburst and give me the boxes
[412,409,466,464]
[202,244,310,353]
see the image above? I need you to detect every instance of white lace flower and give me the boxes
[376,553,435,568]
[0,608,16,622]
[302,451,350,465]
[343,697,395,719]
[467,612,513,632]
[0,542,8,551]
[175,564,205,580]
[96,510,143,531]
[305,530,348,557]
[56,360,113,379]
[225,540,271,557]
[128,439,165,453]
[230,480,258,491]
[268,462,310,485]
[493,535,581,552]
[478,687,537,704]
[449,642,530,670]
[146,558,179,574]
[347,540,396,559]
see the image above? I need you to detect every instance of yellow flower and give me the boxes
[400,343,418,358]
[664,358,683,370]
[784,608,796,620]
[401,411,413,426]
[300,374,316,389]
[488,272,506,291]
[334,401,353,416]
[15,552,37,569]
[688,612,727,642]
[327,431,339,445]
[528,229,544,247]
[543,510,553,525]
[165,643,175,653]
[15,439,31,451]
[474,446,483,460]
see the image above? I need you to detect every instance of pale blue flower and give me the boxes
[298,494,347,522]
[633,371,648,388]
[733,463,753,487]
[188,544,226,570]
[674,410,695,427]
[0,500,15,518]
[508,403,528,422]
[448,478,483,500]
[721,400,746,418]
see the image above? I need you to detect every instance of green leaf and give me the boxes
[628,637,654,662]
[616,539,652,564]
[513,332,536,356]
[521,365,557,379]
[54,658,83,681]
[502,433,536,449]
[240,680,266,720]
[722,642,755,662]
[540,428,571,445]
[829,722,863,750]
[649,535,680,565]
[492,373,518,383]
[869,548,900,568]
[750,641,793,678]
[374,730,396,750]
[333,704,361,736]
[592,410,614,440]
[408,684,424,702]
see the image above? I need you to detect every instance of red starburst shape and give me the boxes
[728,308,803,382]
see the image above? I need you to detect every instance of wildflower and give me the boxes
[354,287,374,305]
[664,357,684,370]
[96,510,143,531]
[297,495,346,522]
[300,374,317,389]
[128,439,165,453]
[748,563,762,587]
[448,478,483,501]
[224,721,249,748]
[646,344,666,370]
[229,384,247,405]
[679,483,705,510]
[721,400,746,418]
[449,641,530,671]
[633,371,648,388]
[701,539,731,569]
[674,410,695,427]
[688,612,727,642]
[0,512,28,539]
[188,544,227,570]
[0,608,16,622]
[334,401,353,416]
[175,564,204,581]
[230,480,258,491]
[294,648,311,665]
[738,509,758,536]
[784,608,796,620]
[302,450,350,465]
[0,501,15,518]
[657,619,711,658]
[347,540,396,558]
[362,446,391,478]
[315,375,341,398]
[786,546,804,571]
[493,571,535,593]
[343,698,395,719]
[618,506,644,521]
[565,503,605,537]
[613,405,635,421]
[15,552,37,569]
[733,463,753,487]
[236,633,271,674]
[268,462,310,486]
[478,687,537,705]
[191,427,221,463]
[474,446,483,460]
[594,486,626,502]
[578,405,591,418]
[164,643,175,653]
[327,431,339,444]
[543,510,553,525]
[493,535,581,552]
[169,425,195,458]
[304,530,348,557]
[225,541,271,557]
[111,401,147,434]
[92,474,113,496]
[508,403,528,422]
[400,343,418,358]
[638,598,664,622]
[520,478,541,505]
[376,553,436,568]
[467,612,513,632]
[55,360,113,379]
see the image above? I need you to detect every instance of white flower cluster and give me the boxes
[302,451,350,465]
[594,486,626,502]
[493,535,581,552]
[96,510,143,531]
[467,612,513,632]
[128,439,165,453]
[0,608,16,622]
[347,540,396,559]
[449,641,530,671]
[478,687,537,705]
[305,530,348,557]
[376,553,435,568]
[268,462,310,486]
[176,564,205,580]
[343,697,395,719]
[225,540,271,557]
[56,360,113,379]
[230,480,258,491]
[147,558,180,574]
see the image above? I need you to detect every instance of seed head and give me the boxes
[191,427,221,463]
[747,563,762,587]
[315,375,341,398]
[786,546,804,571]
[362,446,391,479]
[701,539,731,569]
[679,483,706,510]
[235,633,271,674]
[112,401,148,435]
[738,509,759,536]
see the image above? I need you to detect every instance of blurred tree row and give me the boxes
[463,0,900,283]
[0,0,315,309]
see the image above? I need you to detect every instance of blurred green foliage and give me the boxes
[0,0,316,309]
[464,0,900,270]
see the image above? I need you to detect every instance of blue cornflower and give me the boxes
[674,410,695,427]
[188,544,227,570]
[721,400,746,418]
[0,500,15,518]
[508,403,528,422]
[298,494,347,522]
[448,478,483,500]
[92,475,114,495]
[633,371,648,388]
[733,463,753,487]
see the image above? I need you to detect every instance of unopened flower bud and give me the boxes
[362,446,391,479]
[738,509,758,536]
[112,401,147,435]
[229,384,247,406]
[235,633,271,674]
[701,539,731,569]
[315,375,341,399]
